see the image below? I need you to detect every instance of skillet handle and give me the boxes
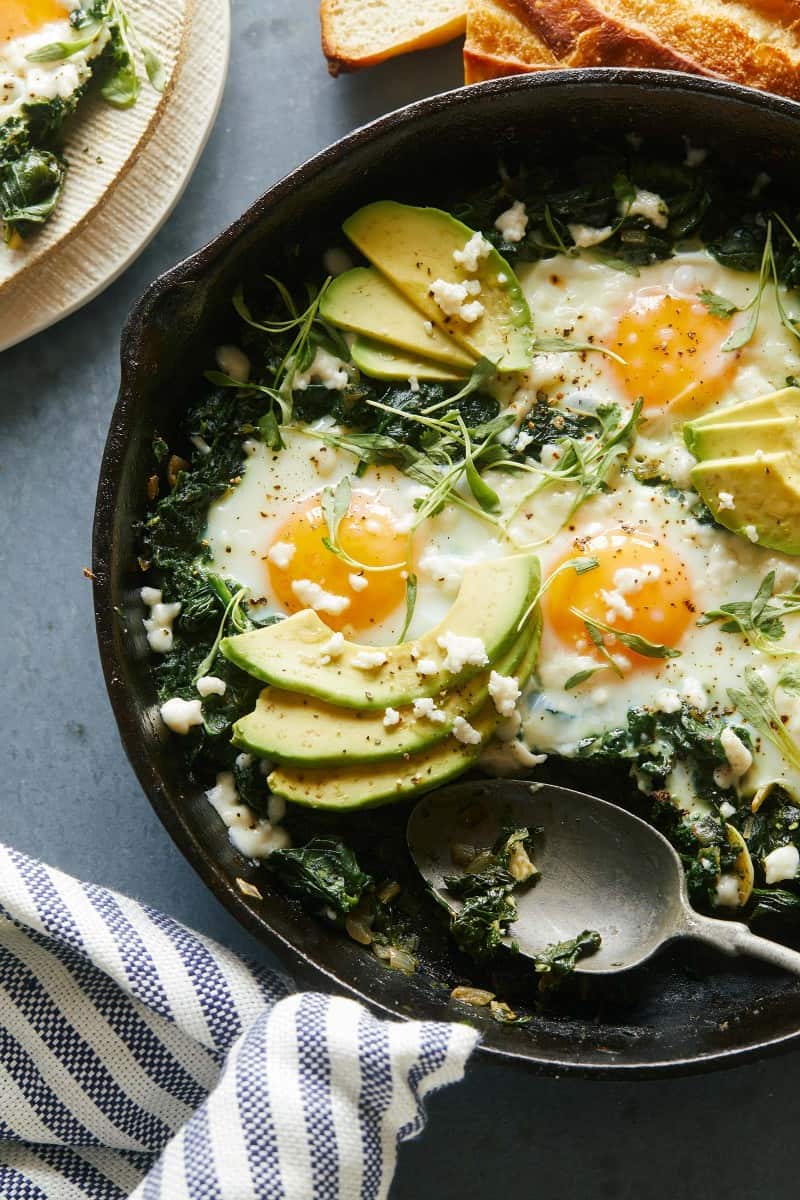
[682,910,800,977]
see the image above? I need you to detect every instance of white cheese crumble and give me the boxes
[715,874,741,908]
[764,844,800,885]
[717,491,736,511]
[216,344,251,383]
[625,188,669,228]
[600,588,634,624]
[351,649,389,670]
[291,579,350,615]
[437,632,489,674]
[416,657,438,677]
[141,589,182,654]
[206,771,290,859]
[480,739,547,776]
[488,671,521,718]
[429,277,485,323]
[568,223,613,248]
[412,697,447,724]
[720,727,753,779]
[160,697,204,735]
[267,541,296,568]
[418,551,468,594]
[383,707,401,728]
[453,231,492,272]
[681,676,708,712]
[423,320,434,337]
[318,631,345,665]
[196,676,227,698]
[719,801,737,820]
[348,572,368,592]
[744,524,759,543]
[452,717,482,746]
[293,347,349,391]
[408,375,420,393]
[613,564,661,594]
[494,200,528,243]
[654,689,682,714]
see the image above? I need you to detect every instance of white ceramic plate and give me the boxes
[0,0,230,352]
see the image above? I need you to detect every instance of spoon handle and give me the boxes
[683,910,800,977]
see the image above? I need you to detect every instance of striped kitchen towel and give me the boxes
[0,844,479,1199]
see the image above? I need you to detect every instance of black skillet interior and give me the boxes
[94,70,800,1076]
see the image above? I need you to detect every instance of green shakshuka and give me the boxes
[140,147,800,987]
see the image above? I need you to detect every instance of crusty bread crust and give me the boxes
[518,0,800,98]
[464,0,558,80]
[321,0,466,74]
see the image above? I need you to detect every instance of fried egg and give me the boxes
[203,424,510,644]
[0,0,109,116]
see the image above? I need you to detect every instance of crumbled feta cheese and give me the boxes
[479,739,547,776]
[715,874,741,908]
[408,375,420,393]
[494,200,528,243]
[423,320,434,337]
[196,675,227,698]
[206,771,291,859]
[348,572,368,592]
[323,247,353,276]
[452,716,482,745]
[437,631,489,673]
[764,844,800,885]
[613,564,661,594]
[416,658,438,677]
[516,430,534,453]
[453,231,492,272]
[383,707,401,728]
[418,551,468,594]
[681,676,708,712]
[717,491,736,511]
[351,649,389,670]
[215,344,250,383]
[719,801,736,820]
[142,590,182,654]
[654,688,682,714]
[744,524,759,543]
[429,278,485,323]
[291,579,350,615]
[412,697,448,724]
[293,347,349,391]
[625,188,669,228]
[235,753,254,769]
[318,631,345,665]
[720,727,753,779]
[488,671,521,718]
[160,697,204,735]
[267,541,296,568]
[600,588,634,624]
[568,223,613,248]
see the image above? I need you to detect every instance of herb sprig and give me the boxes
[728,666,800,774]
[699,572,800,655]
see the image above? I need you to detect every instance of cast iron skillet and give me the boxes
[94,70,800,1077]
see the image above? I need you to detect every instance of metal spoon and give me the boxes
[407,779,800,977]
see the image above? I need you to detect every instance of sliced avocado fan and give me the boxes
[232,619,536,767]
[267,624,541,811]
[350,336,468,383]
[684,388,800,555]
[221,555,539,710]
[342,201,533,373]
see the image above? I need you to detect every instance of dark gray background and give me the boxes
[0,3,795,1195]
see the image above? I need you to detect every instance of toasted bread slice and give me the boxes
[321,0,467,75]
[519,0,800,98]
[464,0,558,83]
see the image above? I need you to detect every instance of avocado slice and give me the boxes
[232,621,536,767]
[266,627,541,810]
[691,451,800,554]
[342,201,533,372]
[684,417,798,461]
[351,336,468,382]
[320,267,475,370]
[220,555,540,710]
[686,386,800,430]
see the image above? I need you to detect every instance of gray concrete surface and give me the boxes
[0,3,795,1196]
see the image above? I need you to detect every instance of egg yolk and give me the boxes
[267,489,409,633]
[609,291,737,413]
[1,0,66,42]
[545,528,694,668]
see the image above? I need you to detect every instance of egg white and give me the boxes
[0,2,109,118]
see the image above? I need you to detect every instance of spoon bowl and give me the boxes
[408,780,800,978]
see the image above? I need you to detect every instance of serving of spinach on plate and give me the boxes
[139,142,800,1017]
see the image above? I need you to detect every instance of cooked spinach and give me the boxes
[533,931,602,991]
[266,837,373,915]
[746,788,800,863]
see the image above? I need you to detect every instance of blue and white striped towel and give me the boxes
[0,844,479,1199]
